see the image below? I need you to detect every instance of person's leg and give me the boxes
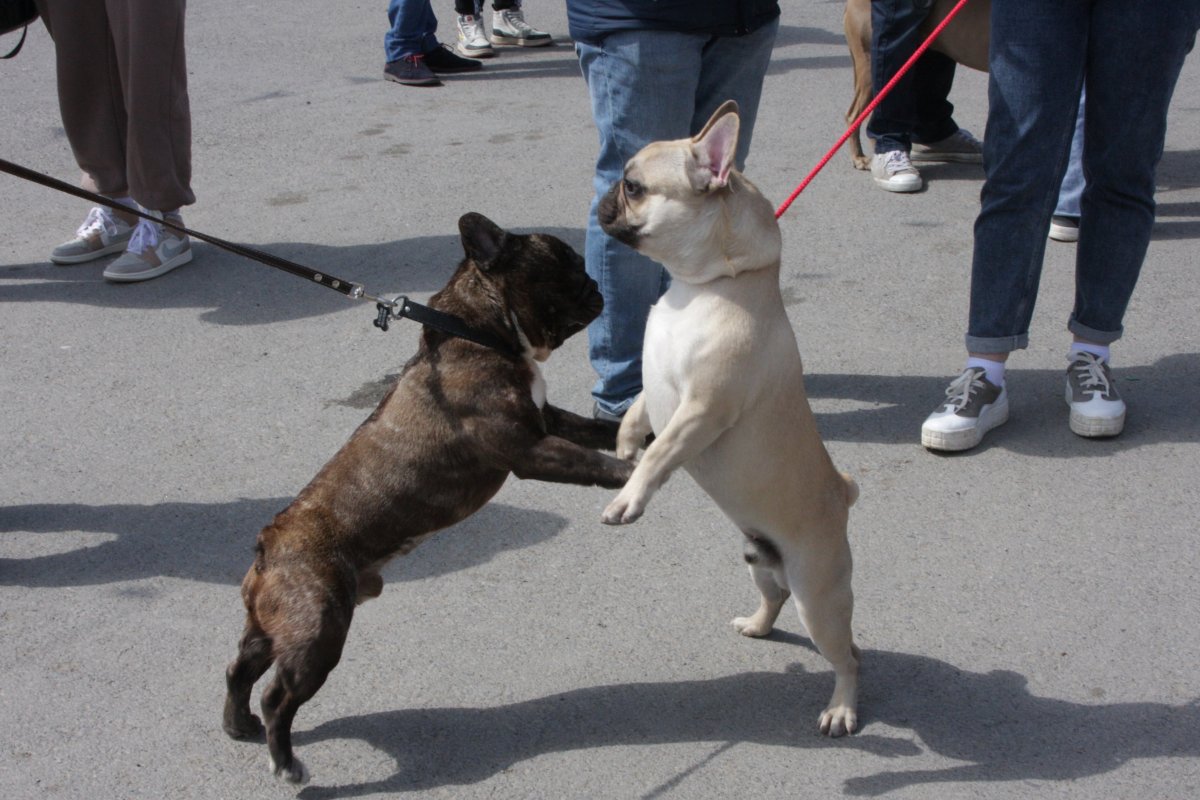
[867,0,938,153]
[923,0,1087,451]
[910,50,958,145]
[692,17,779,171]
[1069,1,1198,346]
[1049,85,1085,242]
[966,0,1087,357]
[385,0,439,62]
[109,0,194,213]
[36,0,129,198]
[577,31,706,417]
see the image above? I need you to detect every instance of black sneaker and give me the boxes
[921,367,1009,452]
[423,44,482,73]
[384,55,440,87]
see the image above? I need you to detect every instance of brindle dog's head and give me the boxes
[440,213,601,361]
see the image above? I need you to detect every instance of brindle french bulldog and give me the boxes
[221,213,632,784]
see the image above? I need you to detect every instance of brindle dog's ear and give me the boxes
[459,212,510,272]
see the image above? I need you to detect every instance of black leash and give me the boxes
[0,157,520,357]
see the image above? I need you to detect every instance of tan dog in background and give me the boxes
[845,0,991,169]
[597,101,862,736]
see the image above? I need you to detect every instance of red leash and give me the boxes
[775,0,975,219]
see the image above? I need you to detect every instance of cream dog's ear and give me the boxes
[690,100,740,192]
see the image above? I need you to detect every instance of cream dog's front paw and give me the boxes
[601,487,646,524]
[818,702,858,737]
[731,615,773,638]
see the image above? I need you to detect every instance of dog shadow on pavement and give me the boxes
[805,352,1200,454]
[289,644,1199,798]
[0,499,567,588]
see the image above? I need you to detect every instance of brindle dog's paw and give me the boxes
[222,711,264,739]
[270,755,310,785]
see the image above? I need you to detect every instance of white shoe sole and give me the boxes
[50,239,129,265]
[491,33,552,47]
[922,397,1010,452]
[910,151,983,164]
[1049,222,1079,242]
[1065,388,1125,438]
[873,175,922,193]
[455,42,495,58]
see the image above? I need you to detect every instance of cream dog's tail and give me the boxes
[840,472,860,508]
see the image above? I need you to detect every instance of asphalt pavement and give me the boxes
[2,3,1199,798]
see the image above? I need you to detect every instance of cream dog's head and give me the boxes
[597,100,782,284]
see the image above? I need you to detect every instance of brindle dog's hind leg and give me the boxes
[223,618,274,739]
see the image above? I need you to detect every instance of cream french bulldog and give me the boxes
[597,101,862,736]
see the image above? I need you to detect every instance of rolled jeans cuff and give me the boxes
[964,333,1027,355]
[1067,316,1123,345]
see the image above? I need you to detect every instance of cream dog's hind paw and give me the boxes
[730,616,772,638]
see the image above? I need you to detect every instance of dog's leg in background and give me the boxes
[784,541,859,736]
[614,394,652,460]
[732,533,791,637]
[540,404,621,451]
[602,398,734,524]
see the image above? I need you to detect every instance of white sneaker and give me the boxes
[103,211,192,283]
[921,368,1009,452]
[871,150,923,193]
[491,8,551,47]
[1065,352,1125,437]
[455,14,494,58]
[51,205,137,264]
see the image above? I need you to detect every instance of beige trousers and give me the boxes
[35,0,194,211]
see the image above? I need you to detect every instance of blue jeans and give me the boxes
[1054,85,1085,220]
[967,0,1199,353]
[576,21,778,416]
[867,0,959,154]
[384,0,438,62]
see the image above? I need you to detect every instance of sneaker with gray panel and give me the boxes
[1065,351,1125,437]
[51,204,138,264]
[911,128,983,163]
[103,211,192,283]
[921,367,1009,451]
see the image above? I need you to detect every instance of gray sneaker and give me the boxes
[1065,352,1125,437]
[911,128,983,163]
[51,205,137,264]
[491,8,551,46]
[871,150,923,193]
[103,212,192,282]
[921,367,1009,451]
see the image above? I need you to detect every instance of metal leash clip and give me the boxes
[369,294,405,332]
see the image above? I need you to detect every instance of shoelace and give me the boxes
[1071,352,1111,395]
[943,369,987,410]
[127,216,163,256]
[885,150,913,175]
[76,206,122,238]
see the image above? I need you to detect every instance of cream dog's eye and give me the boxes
[624,178,644,199]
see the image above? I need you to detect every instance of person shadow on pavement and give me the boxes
[284,642,1199,799]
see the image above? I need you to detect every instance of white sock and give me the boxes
[966,356,1006,388]
[1069,341,1110,364]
